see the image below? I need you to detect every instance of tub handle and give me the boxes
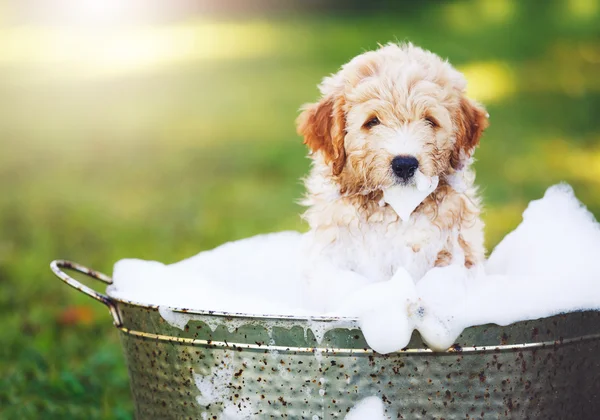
[50,260,122,327]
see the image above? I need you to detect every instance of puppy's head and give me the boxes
[297,43,488,196]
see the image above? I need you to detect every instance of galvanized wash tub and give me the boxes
[51,260,600,419]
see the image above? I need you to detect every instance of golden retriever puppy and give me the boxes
[297,43,488,298]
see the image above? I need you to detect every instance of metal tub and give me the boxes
[51,260,600,419]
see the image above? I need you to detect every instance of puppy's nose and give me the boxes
[391,156,419,180]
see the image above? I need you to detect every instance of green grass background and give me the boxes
[1,0,600,418]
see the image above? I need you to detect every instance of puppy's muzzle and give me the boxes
[391,155,419,181]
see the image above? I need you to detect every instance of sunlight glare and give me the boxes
[458,61,516,103]
[444,0,516,32]
[0,21,278,81]
[64,0,125,25]
[567,0,599,20]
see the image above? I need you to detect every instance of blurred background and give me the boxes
[1,0,599,417]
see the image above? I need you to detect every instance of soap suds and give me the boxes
[383,171,439,221]
[344,397,389,420]
[158,306,189,330]
[194,350,235,406]
[352,184,600,351]
[110,231,309,316]
[110,184,600,354]
[333,268,417,354]
[221,401,254,419]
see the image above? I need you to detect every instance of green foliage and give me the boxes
[1,1,599,417]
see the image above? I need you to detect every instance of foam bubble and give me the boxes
[383,172,438,221]
[345,396,389,420]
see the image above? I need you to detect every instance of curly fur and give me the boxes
[297,43,488,293]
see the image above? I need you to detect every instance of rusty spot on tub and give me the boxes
[479,371,486,382]
[531,327,539,339]
[506,398,514,411]
[449,344,463,352]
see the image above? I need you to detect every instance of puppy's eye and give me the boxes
[424,116,439,128]
[363,117,380,129]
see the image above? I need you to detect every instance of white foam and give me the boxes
[345,396,389,420]
[110,184,600,355]
[158,306,189,330]
[221,401,254,419]
[354,184,600,352]
[109,231,309,316]
[383,171,439,221]
[194,350,235,406]
[487,183,600,278]
[333,268,417,354]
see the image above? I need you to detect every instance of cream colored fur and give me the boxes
[296,43,488,309]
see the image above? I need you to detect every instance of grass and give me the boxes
[1,1,600,418]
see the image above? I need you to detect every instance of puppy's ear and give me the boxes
[451,97,489,170]
[296,94,347,176]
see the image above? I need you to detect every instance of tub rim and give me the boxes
[50,259,600,354]
[50,259,361,323]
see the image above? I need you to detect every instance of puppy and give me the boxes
[297,43,488,300]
